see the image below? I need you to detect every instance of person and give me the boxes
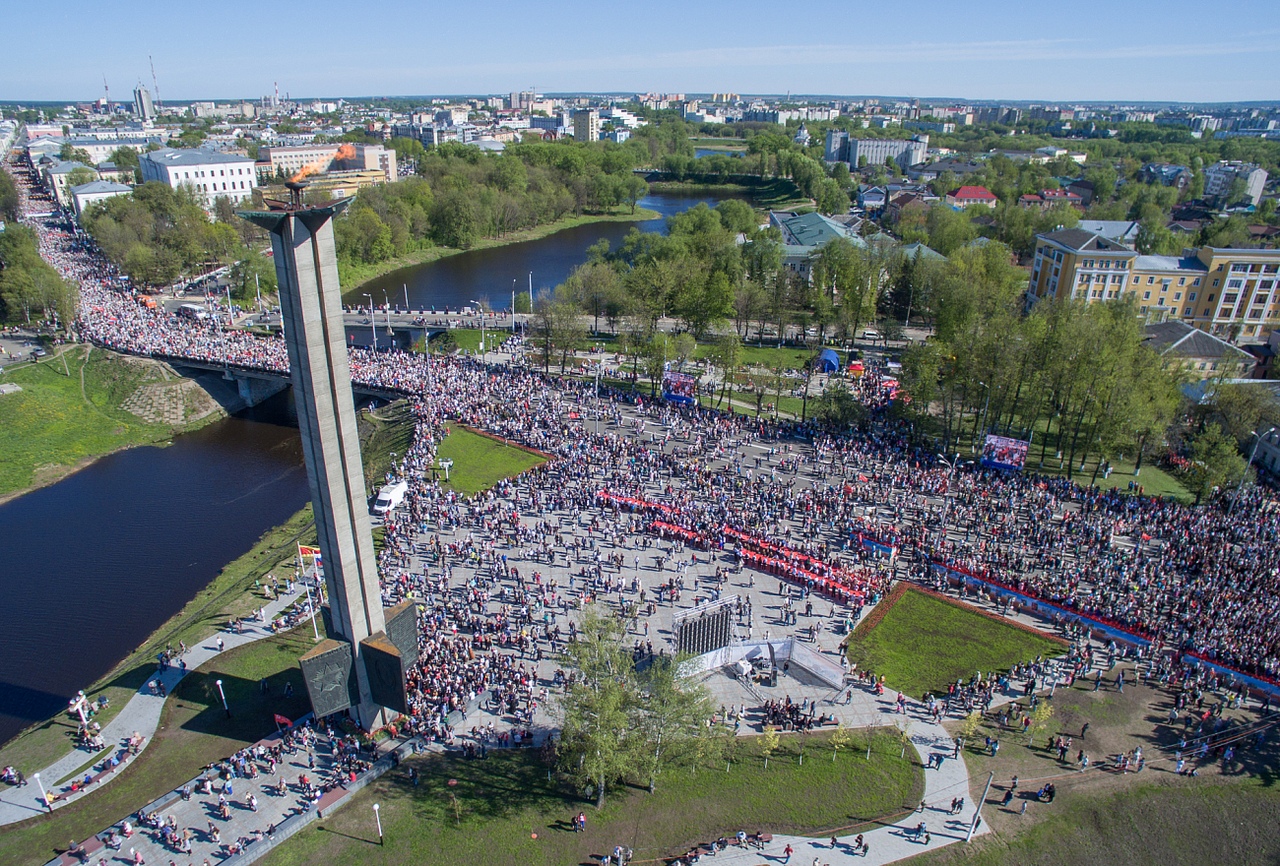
[830,835,839,848]
[783,843,794,863]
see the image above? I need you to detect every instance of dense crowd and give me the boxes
[8,155,1280,742]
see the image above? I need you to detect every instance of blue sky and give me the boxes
[5,0,1278,103]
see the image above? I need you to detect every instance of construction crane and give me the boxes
[149,55,162,115]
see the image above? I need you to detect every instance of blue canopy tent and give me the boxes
[815,348,840,373]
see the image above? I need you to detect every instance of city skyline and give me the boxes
[4,0,1279,103]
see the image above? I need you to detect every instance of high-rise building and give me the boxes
[133,85,155,123]
[844,136,928,171]
[573,109,599,142]
[1202,160,1268,206]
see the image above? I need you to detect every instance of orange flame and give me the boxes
[289,143,361,182]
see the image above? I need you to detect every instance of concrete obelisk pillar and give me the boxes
[242,187,385,729]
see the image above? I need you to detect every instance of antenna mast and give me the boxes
[149,55,162,114]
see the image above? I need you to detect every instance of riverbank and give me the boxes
[0,399,413,775]
[339,205,659,302]
[0,346,231,504]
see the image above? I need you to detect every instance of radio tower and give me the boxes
[149,56,162,115]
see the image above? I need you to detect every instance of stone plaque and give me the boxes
[383,600,420,666]
[361,632,409,716]
[298,639,356,718]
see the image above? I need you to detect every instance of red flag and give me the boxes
[858,474,869,482]
[273,714,292,728]
[1141,533,1151,541]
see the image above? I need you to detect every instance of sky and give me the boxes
[4,0,1279,104]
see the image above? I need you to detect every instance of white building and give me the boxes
[139,148,258,204]
[70,180,132,220]
[256,143,397,184]
[1203,160,1269,206]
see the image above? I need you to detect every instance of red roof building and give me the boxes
[945,185,998,209]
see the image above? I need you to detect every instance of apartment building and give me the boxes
[1029,230,1280,341]
[139,148,258,204]
[256,143,397,184]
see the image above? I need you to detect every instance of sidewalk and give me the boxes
[0,581,312,826]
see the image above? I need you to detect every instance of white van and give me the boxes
[372,480,408,516]
[862,329,881,342]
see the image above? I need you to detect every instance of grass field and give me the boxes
[262,730,923,866]
[0,347,187,498]
[917,667,1280,866]
[436,424,546,496]
[846,587,1066,699]
[0,627,321,866]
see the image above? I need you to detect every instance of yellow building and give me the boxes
[1029,230,1280,342]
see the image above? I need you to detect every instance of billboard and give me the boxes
[661,370,698,406]
[981,434,1030,471]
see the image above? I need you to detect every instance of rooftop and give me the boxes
[1144,320,1253,362]
[1132,254,1206,272]
[69,180,132,195]
[140,148,255,167]
[1039,229,1132,253]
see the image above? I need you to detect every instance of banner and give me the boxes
[273,713,292,728]
[980,434,1030,471]
[661,370,698,406]
[298,545,322,571]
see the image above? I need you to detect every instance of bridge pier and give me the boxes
[236,375,288,408]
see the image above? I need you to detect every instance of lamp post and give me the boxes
[32,772,49,811]
[938,453,962,527]
[1228,426,1277,517]
[362,293,376,351]
[403,282,409,314]
[303,579,320,641]
[469,300,486,355]
[373,803,383,846]
[215,679,230,718]
[512,279,517,334]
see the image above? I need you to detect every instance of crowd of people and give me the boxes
[7,152,1280,757]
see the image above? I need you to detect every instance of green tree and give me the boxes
[633,655,716,792]
[1186,422,1247,505]
[557,606,641,808]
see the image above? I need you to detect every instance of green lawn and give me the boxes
[847,587,1065,699]
[915,783,1280,866]
[262,730,922,866]
[0,627,321,866]
[436,424,546,496]
[0,347,180,497]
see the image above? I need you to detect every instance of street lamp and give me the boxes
[1228,426,1277,517]
[32,772,49,811]
[215,679,230,718]
[362,293,377,351]
[469,300,486,355]
[938,453,962,527]
[373,803,383,845]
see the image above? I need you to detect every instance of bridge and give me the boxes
[157,356,410,408]
[240,309,446,351]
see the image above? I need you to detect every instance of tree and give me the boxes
[812,383,866,428]
[830,721,850,761]
[760,725,780,769]
[1186,422,1247,506]
[711,332,742,408]
[557,606,641,808]
[633,655,716,792]
[1027,701,1054,747]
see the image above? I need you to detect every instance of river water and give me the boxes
[358,191,722,312]
[0,191,724,748]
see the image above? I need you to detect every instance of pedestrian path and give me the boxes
[0,582,311,826]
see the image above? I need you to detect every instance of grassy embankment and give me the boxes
[846,587,1066,699]
[915,659,1280,866]
[0,400,412,782]
[338,206,659,302]
[0,628,323,866]
[261,730,922,866]
[0,346,220,501]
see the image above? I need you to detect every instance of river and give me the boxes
[358,191,724,312]
[0,191,726,749]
